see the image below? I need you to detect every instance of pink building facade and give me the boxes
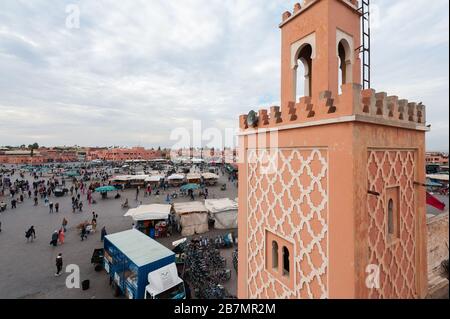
[238,0,428,299]
[86,147,161,162]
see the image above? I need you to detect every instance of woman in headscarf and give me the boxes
[58,228,65,245]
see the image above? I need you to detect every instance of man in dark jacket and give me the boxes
[50,231,58,246]
[26,226,36,242]
[55,253,63,276]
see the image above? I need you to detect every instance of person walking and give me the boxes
[50,231,58,247]
[55,202,59,213]
[101,226,107,242]
[80,225,87,241]
[49,202,54,213]
[11,198,17,209]
[34,196,38,206]
[55,253,63,276]
[58,229,65,245]
[25,226,36,242]
[62,218,68,232]
[136,186,140,201]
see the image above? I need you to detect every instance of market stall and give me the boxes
[124,204,171,238]
[205,198,238,230]
[167,174,185,187]
[128,175,148,188]
[110,175,134,189]
[145,175,164,188]
[186,173,201,184]
[172,202,209,237]
[202,172,219,186]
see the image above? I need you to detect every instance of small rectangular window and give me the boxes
[386,186,400,243]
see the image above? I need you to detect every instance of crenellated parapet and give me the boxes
[282,0,359,23]
[239,84,427,131]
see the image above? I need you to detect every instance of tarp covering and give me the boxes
[124,204,171,221]
[205,198,238,229]
[427,192,446,211]
[112,175,134,181]
[146,262,183,297]
[130,175,149,180]
[173,202,208,236]
[145,175,164,182]
[173,202,208,215]
[179,213,209,236]
[168,174,185,180]
[205,198,238,213]
[186,173,201,180]
[202,172,219,180]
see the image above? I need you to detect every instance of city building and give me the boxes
[85,147,162,162]
[0,148,78,164]
[238,0,428,299]
[426,152,449,166]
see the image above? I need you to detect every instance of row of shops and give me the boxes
[123,198,238,238]
[110,172,220,189]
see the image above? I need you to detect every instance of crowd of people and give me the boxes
[0,165,112,277]
[0,160,237,285]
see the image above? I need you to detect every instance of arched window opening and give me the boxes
[295,44,313,101]
[272,241,279,270]
[282,246,290,277]
[337,39,352,94]
[387,199,395,235]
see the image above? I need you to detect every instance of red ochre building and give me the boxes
[426,152,449,166]
[0,148,78,164]
[85,147,162,162]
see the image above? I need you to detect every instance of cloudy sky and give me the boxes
[0,0,448,150]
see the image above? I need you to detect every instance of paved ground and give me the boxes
[0,168,238,299]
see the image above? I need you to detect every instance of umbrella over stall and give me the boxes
[95,185,118,193]
[180,184,200,192]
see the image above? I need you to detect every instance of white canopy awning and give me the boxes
[202,172,219,180]
[205,198,238,213]
[173,201,208,215]
[146,263,183,297]
[145,175,164,182]
[168,174,185,180]
[124,204,171,221]
[130,175,149,180]
[111,175,134,181]
[186,173,201,180]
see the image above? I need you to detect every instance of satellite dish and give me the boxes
[247,110,259,127]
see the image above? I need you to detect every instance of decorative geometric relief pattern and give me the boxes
[367,150,417,299]
[246,148,329,299]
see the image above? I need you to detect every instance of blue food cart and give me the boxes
[104,229,185,299]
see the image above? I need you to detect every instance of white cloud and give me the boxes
[0,0,448,151]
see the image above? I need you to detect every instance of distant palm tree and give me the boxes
[28,143,39,157]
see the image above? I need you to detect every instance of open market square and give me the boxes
[0,162,238,299]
